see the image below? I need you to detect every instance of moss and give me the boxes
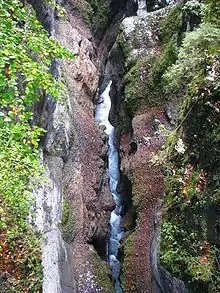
[122,1,206,115]
[161,89,220,290]
[122,4,186,114]
[124,37,178,114]
[116,28,130,61]
[87,0,110,32]
[74,0,92,21]
[124,60,143,113]
[158,3,183,44]
[158,1,220,291]
[121,238,133,291]
[119,116,132,134]
[75,0,110,36]
[61,198,75,243]
[92,253,115,292]
[160,50,220,293]
[143,37,178,106]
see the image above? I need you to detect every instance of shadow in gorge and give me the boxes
[90,238,107,261]
[118,173,137,231]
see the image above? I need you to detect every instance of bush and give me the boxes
[0,1,73,291]
[160,1,220,291]
[163,23,220,95]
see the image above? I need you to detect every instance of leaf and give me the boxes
[3,49,9,56]
[4,116,12,122]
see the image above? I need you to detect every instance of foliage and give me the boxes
[159,3,183,44]
[204,0,220,26]
[182,0,204,17]
[163,23,220,95]
[123,1,204,114]
[142,1,204,109]
[75,0,110,34]
[143,38,178,106]
[0,0,73,291]
[160,1,220,291]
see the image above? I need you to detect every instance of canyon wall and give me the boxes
[30,0,220,292]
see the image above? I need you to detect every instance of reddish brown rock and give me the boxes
[54,4,115,291]
[120,108,168,293]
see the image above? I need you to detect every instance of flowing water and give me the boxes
[137,0,147,16]
[95,81,124,293]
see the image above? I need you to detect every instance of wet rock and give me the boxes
[54,3,116,290]
[113,4,185,291]
[33,0,120,291]
[43,100,72,159]
[156,269,188,293]
[119,109,168,293]
[35,105,75,292]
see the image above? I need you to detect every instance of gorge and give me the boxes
[95,80,123,293]
[0,0,220,293]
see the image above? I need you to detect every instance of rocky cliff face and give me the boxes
[108,5,188,292]
[30,0,219,292]
[32,0,134,292]
[111,1,220,293]
[56,4,114,291]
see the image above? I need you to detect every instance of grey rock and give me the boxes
[165,98,182,126]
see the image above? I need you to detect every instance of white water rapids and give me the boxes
[95,81,124,293]
[137,0,147,16]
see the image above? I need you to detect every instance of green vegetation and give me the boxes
[61,198,75,243]
[123,3,185,114]
[92,252,115,292]
[124,60,143,113]
[160,0,220,291]
[159,3,183,44]
[123,1,205,114]
[121,238,135,291]
[163,23,220,96]
[87,0,110,31]
[75,0,110,34]
[143,38,178,106]
[0,0,73,291]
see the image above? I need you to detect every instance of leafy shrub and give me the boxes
[0,0,73,291]
[163,23,220,95]
[75,0,110,34]
[204,0,220,26]
[160,1,220,291]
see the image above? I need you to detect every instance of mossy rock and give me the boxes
[92,252,115,292]
[61,198,75,243]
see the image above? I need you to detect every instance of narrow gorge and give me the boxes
[0,0,219,293]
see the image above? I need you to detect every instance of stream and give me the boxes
[95,81,124,293]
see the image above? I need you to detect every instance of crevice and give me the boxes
[129,141,138,155]
[89,238,108,261]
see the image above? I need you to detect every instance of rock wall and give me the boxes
[108,3,189,293]
[56,3,115,291]
[32,0,136,292]
[31,0,208,292]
